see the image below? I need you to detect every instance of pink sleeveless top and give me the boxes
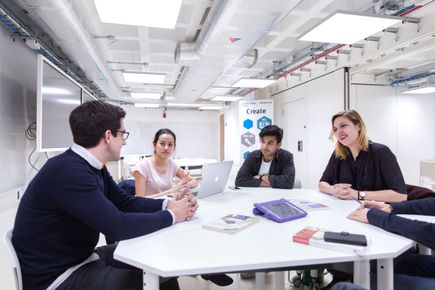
[133,158,180,196]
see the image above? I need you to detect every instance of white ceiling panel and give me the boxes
[9,0,434,104]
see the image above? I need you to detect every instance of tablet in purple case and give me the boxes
[253,198,307,223]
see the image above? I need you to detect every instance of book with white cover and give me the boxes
[202,214,259,234]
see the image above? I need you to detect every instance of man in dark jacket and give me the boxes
[235,125,295,189]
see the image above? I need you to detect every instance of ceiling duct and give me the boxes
[238,48,258,69]
[13,0,123,100]
[173,0,303,102]
[174,42,200,66]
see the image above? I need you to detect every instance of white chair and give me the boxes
[3,229,23,290]
[420,160,435,190]
[294,178,302,189]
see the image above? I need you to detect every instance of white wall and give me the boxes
[122,106,219,160]
[0,24,39,195]
[350,85,435,185]
[274,69,345,189]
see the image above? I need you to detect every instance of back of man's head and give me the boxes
[259,125,283,143]
[69,101,126,148]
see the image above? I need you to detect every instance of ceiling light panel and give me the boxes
[232,78,277,88]
[123,73,166,84]
[299,11,401,44]
[94,0,182,29]
[130,92,161,99]
[402,86,435,94]
[134,103,160,108]
[199,105,223,110]
[167,103,202,108]
[212,96,243,102]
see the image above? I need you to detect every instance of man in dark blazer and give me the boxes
[236,125,295,189]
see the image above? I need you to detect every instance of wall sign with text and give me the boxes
[238,100,273,163]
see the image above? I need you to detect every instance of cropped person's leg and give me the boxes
[57,243,179,290]
[56,259,143,290]
[330,282,366,290]
[393,274,435,290]
[394,254,435,278]
[95,243,135,269]
[57,259,180,290]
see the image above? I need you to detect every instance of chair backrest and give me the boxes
[3,229,23,290]
[420,160,435,189]
[118,179,136,195]
[294,178,302,189]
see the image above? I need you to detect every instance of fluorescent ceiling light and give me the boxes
[42,87,72,95]
[167,103,202,108]
[165,96,175,101]
[130,92,161,99]
[123,72,165,84]
[402,86,435,94]
[56,99,81,105]
[212,96,243,102]
[134,103,160,108]
[232,78,276,88]
[94,0,182,29]
[199,105,223,110]
[299,11,401,44]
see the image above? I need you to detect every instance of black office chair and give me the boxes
[118,179,136,195]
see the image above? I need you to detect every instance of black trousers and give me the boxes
[57,244,179,290]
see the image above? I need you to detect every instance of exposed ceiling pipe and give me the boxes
[173,0,304,102]
[390,70,435,87]
[237,1,428,97]
[39,0,123,100]
[0,0,105,98]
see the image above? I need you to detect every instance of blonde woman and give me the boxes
[319,110,407,202]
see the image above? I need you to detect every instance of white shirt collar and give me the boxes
[71,143,103,170]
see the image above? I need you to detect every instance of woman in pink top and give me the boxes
[133,128,198,198]
[133,128,234,287]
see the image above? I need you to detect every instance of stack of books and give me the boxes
[293,227,368,254]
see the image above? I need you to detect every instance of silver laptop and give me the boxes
[191,161,233,199]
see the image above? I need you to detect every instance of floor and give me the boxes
[0,197,331,290]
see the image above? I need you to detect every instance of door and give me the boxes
[283,98,307,187]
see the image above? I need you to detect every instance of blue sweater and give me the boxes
[12,149,173,290]
[368,197,435,249]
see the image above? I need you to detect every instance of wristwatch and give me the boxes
[358,191,366,200]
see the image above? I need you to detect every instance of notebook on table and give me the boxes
[189,160,233,199]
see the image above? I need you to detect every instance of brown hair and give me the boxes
[329,110,369,159]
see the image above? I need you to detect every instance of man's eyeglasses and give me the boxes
[115,130,130,141]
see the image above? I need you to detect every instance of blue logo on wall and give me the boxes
[243,119,253,129]
[243,151,250,160]
[257,116,272,130]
